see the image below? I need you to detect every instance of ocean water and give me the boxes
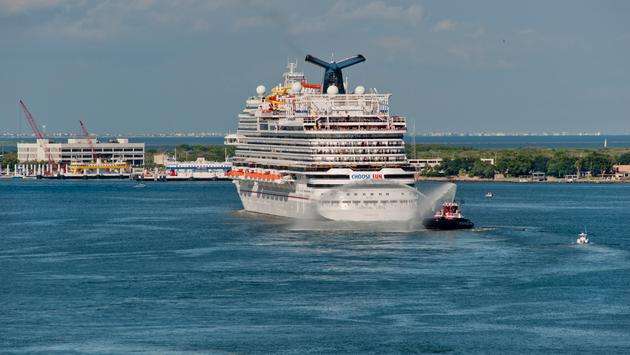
[2,180,630,353]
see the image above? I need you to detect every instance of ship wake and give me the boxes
[290,182,458,232]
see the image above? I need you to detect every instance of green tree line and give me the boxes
[0,152,18,169]
[172,144,235,162]
[412,145,630,178]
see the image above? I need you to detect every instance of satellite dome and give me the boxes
[326,85,339,95]
[354,85,365,95]
[256,85,266,96]
[290,81,302,94]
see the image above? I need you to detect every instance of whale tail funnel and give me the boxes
[305,54,365,94]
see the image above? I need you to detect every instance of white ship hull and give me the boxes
[234,180,316,218]
[234,180,421,221]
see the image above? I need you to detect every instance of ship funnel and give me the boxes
[305,54,365,94]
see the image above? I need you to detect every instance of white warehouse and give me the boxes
[17,138,145,166]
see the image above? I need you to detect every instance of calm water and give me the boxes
[2,181,630,353]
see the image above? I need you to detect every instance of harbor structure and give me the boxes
[135,156,232,181]
[17,138,145,166]
[15,100,144,170]
[163,157,232,180]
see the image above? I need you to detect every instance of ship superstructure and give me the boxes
[226,54,420,221]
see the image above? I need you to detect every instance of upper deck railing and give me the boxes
[257,93,391,118]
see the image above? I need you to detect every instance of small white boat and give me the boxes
[576,231,589,245]
[133,183,146,188]
[485,192,494,198]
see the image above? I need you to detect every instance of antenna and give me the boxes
[305,54,366,94]
[16,102,20,136]
[413,119,417,159]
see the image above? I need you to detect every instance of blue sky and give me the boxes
[1,0,630,134]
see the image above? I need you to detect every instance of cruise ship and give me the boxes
[225,54,421,221]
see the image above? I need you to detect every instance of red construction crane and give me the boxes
[79,119,96,162]
[19,100,44,139]
[19,100,53,165]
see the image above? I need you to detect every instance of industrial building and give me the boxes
[408,158,443,169]
[17,138,145,166]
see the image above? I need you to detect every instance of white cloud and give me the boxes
[433,19,457,32]
[286,18,326,35]
[447,43,513,69]
[39,1,126,40]
[0,0,64,14]
[496,58,513,69]
[4,0,238,40]
[447,45,472,60]
[230,1,426,37]
[2,0,426,42]
[331,1,424,26]
[517,28,535,35]
[233,16,272,31]
[466,26,485,38]
[373,35,414,53]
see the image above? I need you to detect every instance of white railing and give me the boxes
[297,93,390,117]
[256,93,391,118]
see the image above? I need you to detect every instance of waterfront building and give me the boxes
[613,164,630,180]
[153,153,168,166]
[408,158,443,169]
[17,138,145,166]
[531,171,547,182]
[165,157,232,179]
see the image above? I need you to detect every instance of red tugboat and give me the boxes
[423,202,474,230]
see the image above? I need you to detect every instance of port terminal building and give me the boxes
[17,138,145,166]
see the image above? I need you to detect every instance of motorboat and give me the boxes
[576,231,589,245]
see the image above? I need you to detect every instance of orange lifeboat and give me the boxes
[227,169,282,181]
[301,81,321,90]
